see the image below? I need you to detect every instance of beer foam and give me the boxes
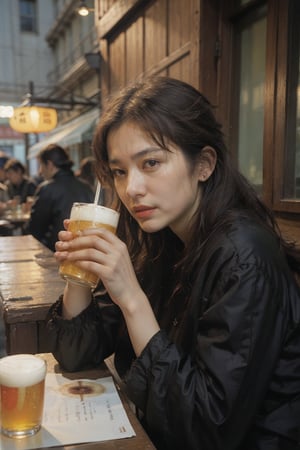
[70,203,119,227]
[0,355,46,387]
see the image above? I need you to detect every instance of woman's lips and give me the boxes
[133,206,156,219]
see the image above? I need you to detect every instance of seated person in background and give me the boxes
[76,156,112,206]
[4,158,37,204]
[0,152,10,184]
[46,77,300,450]
[76,156,97,193]
[0,155,13,233]
[0,181,8,216]
[28,143,94,251]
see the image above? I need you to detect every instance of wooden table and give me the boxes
[0,219,14,236]
[0,235,65,354]
[0,353,155,450]
[2,211,30,235]
[0,238,157,449]
[0,353,156,450]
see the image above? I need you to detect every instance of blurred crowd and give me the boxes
[0,146,97,250]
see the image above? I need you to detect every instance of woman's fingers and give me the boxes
[59,228,117,250]
[56,226,112,249]
[55,226,139,307]
[55,229,119,262]
[55,230,73,249]
[63,218,70,230]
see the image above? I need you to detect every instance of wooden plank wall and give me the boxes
[94,0,300,245]
[95,0,205,100]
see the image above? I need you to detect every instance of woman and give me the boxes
[75,156,96,190]
[28,143,94,251]
[47,77,300,450]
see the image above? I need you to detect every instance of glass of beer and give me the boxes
[0,354,47,438]
[59,202,120,288]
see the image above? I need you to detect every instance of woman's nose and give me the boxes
[126,170,146,197]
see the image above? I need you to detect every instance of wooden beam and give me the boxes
[98,0,153,38]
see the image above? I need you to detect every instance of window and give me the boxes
[219,0,300,215]
[271,0,300,210]
[235,6,267,193]
[20,0,37,33]
[281,0,300,200]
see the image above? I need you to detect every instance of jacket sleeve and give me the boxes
[27,181,37,197]
[28,185,54,244]
[46,293,122,372]
[125,248,294,450]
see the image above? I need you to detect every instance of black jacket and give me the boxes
[29,169,94,251]
[46,218,300,450]
[7,177,37,203]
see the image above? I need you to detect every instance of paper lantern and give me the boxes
[9,106,57,133]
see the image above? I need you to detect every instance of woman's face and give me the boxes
[39,160,54,180]
[107,122,203,242]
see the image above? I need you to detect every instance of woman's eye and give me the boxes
[144,159,159,169]
[111,168,125,178]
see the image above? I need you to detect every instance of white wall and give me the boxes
[0,0,55,102]
[0,0,55,165]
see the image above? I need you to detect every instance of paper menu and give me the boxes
[0,373,135,450]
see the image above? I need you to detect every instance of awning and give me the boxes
[27,108,100,159]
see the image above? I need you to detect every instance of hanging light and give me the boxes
[9,106,57,133]
[78,0,94,16]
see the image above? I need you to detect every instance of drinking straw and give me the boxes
[94,181,102,205]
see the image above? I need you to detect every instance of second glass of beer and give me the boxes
[59,202,120,288]
[0,354,47,438]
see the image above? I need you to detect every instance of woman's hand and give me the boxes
[55,227,142,311]
[55,224,160,356]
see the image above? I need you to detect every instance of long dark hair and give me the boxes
[38,144,73,170]
[92,76,300,282]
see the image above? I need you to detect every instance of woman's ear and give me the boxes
[197,146,217,182]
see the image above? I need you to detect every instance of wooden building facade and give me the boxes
[94,0,300,241]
